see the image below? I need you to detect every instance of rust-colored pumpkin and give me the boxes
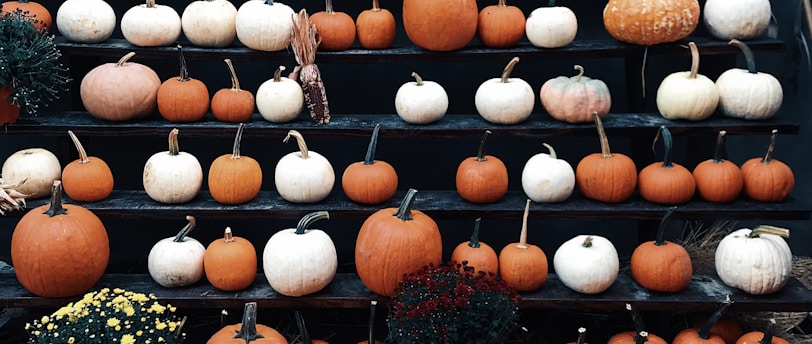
[630,206,693,292]
[455,130,509,204]
[498,199,548,292]
[203,227,257,291]
[355,188,443,296]
[62,130,114,202]
[693,131,744,203]
[1,0,51,30]
[211,59,255,123]
[157,45,210,122]
[208,123,263,205]
[309,0,356,51]
[0,86,19,125]
[477,0,525,48]
[674,299,732,344]
[576,114,637,203]
[602,0,700,46]
[207,302,287,344]
[451,217,499,276]
[10,181,109,297]
[638,126,696,205]
[691,315,744,344]
[735,320,789,344]
[741,130,794,202]
[540,65,612,124]
[402,0,479,51]
[341,124,398,205]
[355,0,396,49]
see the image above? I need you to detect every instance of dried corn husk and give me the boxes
[290,9,330,125]
[0,177,27,215]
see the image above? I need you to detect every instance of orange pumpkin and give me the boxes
[477,0,525,48]
[693,130,744,203]
[576,114,637,203]
[402,0,478,51]
[341,123,398,205]
[309,0,356,51]
[355,188,443,296]
[630,206,693,292]
[355,0,396,49]
[203,227,257,291]
[62,130,115,202]
[10,181,109,297]
[638,126,696,205]
[207,302,287,344]
[540,65,612,124]
[498,199,548,292]
[455,130,509,204]
[1,0,51,30]
[735,320,789,344]
[741,130,794,202]
[211,59,255,123]
[673,299,732,344]
[603,0,700,46]
[208,123,263,205]
[450,217,499,276]
[0,86,19,125]
[691,315,744,344]
[157,45,210,122]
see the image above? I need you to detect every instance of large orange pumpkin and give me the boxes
[309,0,356,51]
[735,320,789,344]
[402,0,478,51]
[355,188,443,296]
[693,130,744,203]
[477,0,525,48]
[638,126,696,205]
[1,0,51,30]
[207,302,287,344]
[157,45,210,122]
[498,199,548,292]
[10,181,109,297]
[62,130,115,202]
[208,123,263,205]
[741,130,794,202]
[603,0,700,46]
[211,59,255,123]
[576,114,637,203]
[630,206,693,292]
[341,123,398,205]
[450,217,499,276]
[455,130,509,204]
[355,0,396,49]
[203,227,257,291]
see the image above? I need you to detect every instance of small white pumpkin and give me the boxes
[716,39,783,120]
[181,0,238,48]
[256,65,304,123]
[274,130,335,203]
[524,3,578,49]
[656,42,720,121]
[521,142,575,203]
[1,148,61,199]
[715,225,792,295]
[394,72,448,125]
[56,0,117,43]
[475,57,535,125]
[235,0,295,52]
[148,215,206,288]
[120,0,182,47]
[143,129,203,204]
[703,0,771,41]
[263,211,337,297]
[553,235,619,294]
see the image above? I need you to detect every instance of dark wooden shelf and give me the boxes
[2,112,799,139]
[1,273,809,312]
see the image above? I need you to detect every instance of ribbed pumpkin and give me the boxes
[355,0,396,49]
[80,52,161,121]
[207,302,287,344]
[692,130,743,203]
[540,65,612,124]
[450,217,499,276]
[630,207,693,292]
[157,45,210,123]
[576,114,637,203]
[309,0,356,51]
[355,188,443,296]
[656,42,720,121]
[498,199,548,292]
[455,130,509,204]
[677,299,734,344]
[341,124,398,205]
[147,215,206,288]
[741,130,794,202]
[402,0,478,51]
[208,124,262,205]
[62,130,114,202]
[11,181,109,297]
[476,0,525,48]
[735,320,789,344]
[715,225,792,295]
[1,0,51,30]
[203,227,257,291]
[716,40,783,120]
[638,126,696,205]
[211,59,255,123]
[602,0,700,46]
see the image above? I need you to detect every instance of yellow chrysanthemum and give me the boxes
[124,306,135,317]
[121,334,135,344]
[114,288,125,294]
[46,323,54,331]
[40,316,49,324]
[136,330,143,336]
[155,321,167,331]
[107,318,121,327]
[131,293,149,303]
[149,303,166,314]
[67,337,75,344]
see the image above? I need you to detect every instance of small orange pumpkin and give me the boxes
[476,0,525,48]
[0,86,19,125]
[62,130,115,202]
[455,130,509,204]
[203,227,257,291]
[211,59,255,123]
[207,302,287,344]
[355,0,396,49]
[673,299,732,344]
[341,123,398,205]
[157,45,210,122]
[691,315,744,344]
[638,126,696,205]
[540,65,612,124]
[1,0,51,30]
[603,0,700,46]
[450,217,499,276]
[498,199,548,292]
[735,319,789,344]
[630,206,693,292]
[576,114,638,203]
[402,0,479,51]
[741,129,794,202]
[693,130,744,203]
[309,0,356,51]
[208,123,263,205]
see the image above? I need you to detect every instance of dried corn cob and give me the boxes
[0,178,27,215]
[290,9,330,125]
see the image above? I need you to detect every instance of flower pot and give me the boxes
[0,87,19,125]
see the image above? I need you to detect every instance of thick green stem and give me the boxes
[654,206,677,246]
[547,0,556,7]
[43,181,67,217]
[761,129,778,164]
[168,128,180,156]
[729,39,758,74]
[231,123,245,160]
[363,124,381,165]
[468,217,483,248]
[712,131,727,163]
[654,126,675,168]
[626,303,646,334]
[265,0,274,6]
[500,57,520,83]
[393,189,418,221]
[173,215,196,243]
[697,297,732,340]
[295,211,330,235]
[475,130,492,162]
[233,302,264,343]
[176,45,190,82]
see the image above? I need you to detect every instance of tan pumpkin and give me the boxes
[157,45,210,123]
[310,0,356,51]
[208,123,262,205]
[355,0,396,49]
[540,65,612,124]
[603,0,700,46]
[402,0,479,51]
[1,147,62,199]
[498,199,548,292]
[476,0,525,48]
[80,52,161,121]
[203,227,257,291]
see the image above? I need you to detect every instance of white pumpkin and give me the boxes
[56,0,117,43]
[715,225,792,295]
[656,42,720,121]
[1,148,61,199]
[120,0,182,47]
[256,65,305,123]
[394,72,448,125]
[525,5,578,49]
[235,0,295,52]
[274,130,335,203]
[553,235,619,294]
[475,57,535,125]
[716,39,783,120]
[148,215,206,288]
[703,0,771,41]
[263,211,337,297]
[181,0,238,48]
[143,129,203,204]
[521,143,575,203]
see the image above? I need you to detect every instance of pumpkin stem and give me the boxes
[265,0,274,6]
[475,130,492,162]
[410,72,424,86]
[224,59,242,91]
[468,217,483,248]
[697,296,733,340]
[582,236,593,248]
[173,215,197,243]
[67,130,91,164]
[146,0,156,8]
[654,206,677,246]
[517,199,531,249]
[371,0,382,11]
[168,128,180,156]
[687,42,700,79]
[729,39,758,74]
[294,310,312,344]
[230,123,246,160]
[324,0,335,14]
[759,319,778,344]
[572,65,585,82]
[367,300,377,344]
[498,0,508,6]
[233,302,265,342]
[363,124,382,165]
[652,126,675,168]
[542,142,558,159]
[592,113,614,158]
[575,327,587,344]
[626,303,647,334]
[223,227,235,243]
[176,45,190,82]
[273,65,286,82]
[761,129,778,164]
[116,52,136,67]
[635,331,649,344]
[295,211,330,235]
[283,130,310,159]
[43,181,67,217]
[712,130,727,163]
[747,225,790,239]
[547,0,556,7]
[393,188,418,221]
[500,57,520,83]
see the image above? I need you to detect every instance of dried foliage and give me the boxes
[0,177,26,215]
[289,9,330,125]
